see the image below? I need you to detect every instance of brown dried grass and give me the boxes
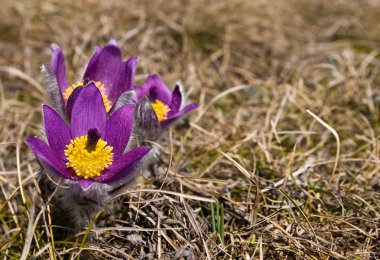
[1,0,380,258]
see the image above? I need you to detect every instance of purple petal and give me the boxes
[78,179,96,189]
[160,103,197,127]
[94,146,151,183]
[104,104,135,158]
[169,85,182,113]
[65,86,84,119]
[43,105,71,160]
[108,39,118,46]
[27,137,74,179]
[83,41,122,92]
[109,56,138,103]
[71,83,107,137]
[50,44,69,94]
[83,46,101,76]
[135,75,172,104]
[134,85,144,100]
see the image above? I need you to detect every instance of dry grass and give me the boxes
[1,0,380,259]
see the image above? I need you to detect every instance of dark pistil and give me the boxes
[149,87,157,101]
[86,128,101,152]
[82,78,90,86]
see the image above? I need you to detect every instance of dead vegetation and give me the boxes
[1,0,380,259]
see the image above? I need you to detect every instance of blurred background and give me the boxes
[1,0,380,258]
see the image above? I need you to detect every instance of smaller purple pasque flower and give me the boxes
[27,83,151,190]
[134,75,197,131]
[42,40,137,117]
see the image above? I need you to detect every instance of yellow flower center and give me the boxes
[151,99,171,123]
[64,80,112,112]
[64,134,114,179]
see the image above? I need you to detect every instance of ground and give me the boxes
[1,0,380,259]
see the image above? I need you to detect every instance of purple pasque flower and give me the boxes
[42,40,137,116]
[27,83,151,190]
[134,75,197,130]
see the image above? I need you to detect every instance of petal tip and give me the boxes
[26,136,37,146]
[188,102,198,109]
[85,81,100,92]
[148,74,160,81]
[42,104,54,115]
[50,43,61,51]
[107,39,119,47]
[129,55,139,63]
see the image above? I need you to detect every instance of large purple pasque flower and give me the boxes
[42,40,137,117]
[134,75,197,131]
[27,83,151,190]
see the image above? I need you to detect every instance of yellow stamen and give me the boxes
[65,135,113,179]
[64,80,112,111]
[151,99,170,123]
